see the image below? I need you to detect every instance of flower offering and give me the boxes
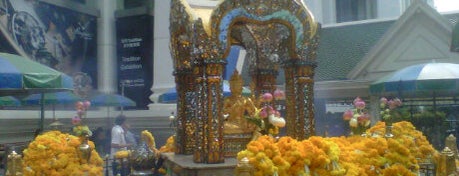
[72,100,92,136]
[22,131,103,176]
[237,121,439,176]
[343,97,371,135]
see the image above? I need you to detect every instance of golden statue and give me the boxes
[6,150,23,176]
[223,70,258,134]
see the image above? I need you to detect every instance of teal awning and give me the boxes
[452,22,459,52]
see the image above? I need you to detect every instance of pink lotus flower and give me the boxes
[72,116,81,125]
[259,109,268,119]
[273,89,285,100]
[342,110,353,120]
[83,101,91,109]
[354,100,366,109]
[262,93,273,102]
[353,97,362,105]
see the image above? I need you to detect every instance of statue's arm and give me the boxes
[245,99,257,116]
[222,99,231,114]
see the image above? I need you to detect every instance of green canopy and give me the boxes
[0,53,73,95]
[0,96,20,106]
[0,53,74,131]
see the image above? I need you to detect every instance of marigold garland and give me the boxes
[22,131,103,176]
[159,135,176,153]
[115,150,131,159]
[237,121,439,176]
[141,130,157,151]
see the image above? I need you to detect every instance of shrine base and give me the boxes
[161,153,237,176]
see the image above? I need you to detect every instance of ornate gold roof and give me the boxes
[170,0,321,71]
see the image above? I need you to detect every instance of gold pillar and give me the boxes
[284,59,316,140]
[295,65,315,139]
[192,59,206,163]
[193,59,225,164]
[174,68,195,154]
[205,60,225,164]
[283,62,296,138]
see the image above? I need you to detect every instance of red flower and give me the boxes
[273,89,285,100]
[343,110,353,120]
[83,100,91,109]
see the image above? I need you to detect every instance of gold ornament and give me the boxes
[6,150,23,176]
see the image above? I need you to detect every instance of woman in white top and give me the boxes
[111,115,132,176]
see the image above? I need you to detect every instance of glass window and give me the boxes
[69,0,86,4]
[336,0,376,23]
[124,0,147,9]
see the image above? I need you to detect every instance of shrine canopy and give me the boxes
[370,63,459,97]
[0,52,73,96]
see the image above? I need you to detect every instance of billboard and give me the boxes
[0,0,97,98]
[116,15,153,109]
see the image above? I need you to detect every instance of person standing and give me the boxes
[111,115,131,176]
[90,127,107,156]
[124,123,137,148]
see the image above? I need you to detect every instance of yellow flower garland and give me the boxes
[237,121,439,176]
[159,135,176,153]
[141,130,157,151]
[115,150,131,159]
[22,131,103,176]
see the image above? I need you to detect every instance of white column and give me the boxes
[97,0,117,94]
[321,0,336,24]
[149,0,174,107]
[376,0,403,19]
[303,0,324,24]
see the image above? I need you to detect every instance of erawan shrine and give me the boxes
[2,0,459,176]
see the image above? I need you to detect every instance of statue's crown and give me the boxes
[230,70,243,85]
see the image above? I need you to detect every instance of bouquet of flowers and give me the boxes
[343,97,371,135]
[72,100,92,137]
[379,97,402,126]
[246,90,286,136]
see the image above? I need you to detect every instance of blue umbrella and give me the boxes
[22,91,82,105]
[22,91,82,121]
[91,93,136,107]
[90,93,136,122]
[0,53,73,131]
[370,63,459,97]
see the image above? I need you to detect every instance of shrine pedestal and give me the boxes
[161,153,237,176]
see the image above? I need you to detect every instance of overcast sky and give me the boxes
[435,0,459,12]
